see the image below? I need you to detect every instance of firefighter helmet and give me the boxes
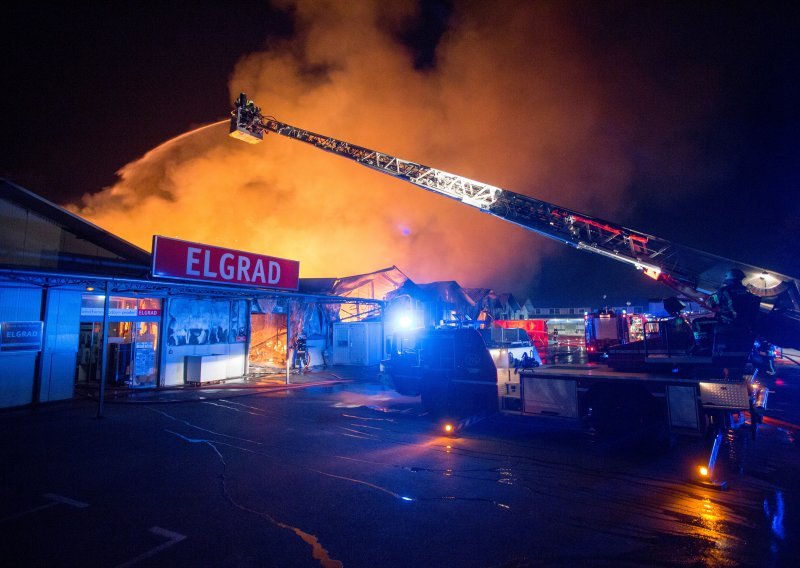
[724,268,746,282]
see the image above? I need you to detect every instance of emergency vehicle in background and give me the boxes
[493,319,549,351]
[228,94,800,483]
[583,309,643,361]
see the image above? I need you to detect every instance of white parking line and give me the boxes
[0,493,88,522]
[42,493,90,508]
[115,526,186,568]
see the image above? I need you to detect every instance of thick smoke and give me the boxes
[72,1,717,296]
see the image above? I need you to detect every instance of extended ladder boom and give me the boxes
[229,93,800,347]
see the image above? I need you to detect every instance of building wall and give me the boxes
[1,285,82,408]
[39,288,81,403]
[0,285,42,408]
[332,322,383,365]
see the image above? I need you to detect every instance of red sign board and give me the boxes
[138,309,161,317]
[151,236,300,291]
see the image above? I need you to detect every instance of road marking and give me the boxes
[42,493,90,508]
[1,493,88,522]
[115,526,186,568]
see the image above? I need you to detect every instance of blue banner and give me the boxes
[1,321,44,351]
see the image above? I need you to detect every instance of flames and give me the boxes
[68,1,712,296]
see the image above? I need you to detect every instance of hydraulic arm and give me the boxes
[229,93,800,346]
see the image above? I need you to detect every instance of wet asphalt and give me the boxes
[1,363,798,567]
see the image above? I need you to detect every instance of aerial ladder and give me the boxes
[228,93,800,350]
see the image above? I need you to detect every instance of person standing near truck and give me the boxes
[706,268,760,353]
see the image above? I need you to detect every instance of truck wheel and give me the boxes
[420,381,445,417]
[393,376,421,397]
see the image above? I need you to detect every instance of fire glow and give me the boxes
[68,2,711,293]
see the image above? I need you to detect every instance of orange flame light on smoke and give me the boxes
[69,1,709,295]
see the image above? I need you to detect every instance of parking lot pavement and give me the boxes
[70,365,380,405]
[1,366,799,567]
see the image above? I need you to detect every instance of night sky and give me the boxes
[2,1,798,306]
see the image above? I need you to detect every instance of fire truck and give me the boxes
[228,94,800,484]
[584,309,636,361]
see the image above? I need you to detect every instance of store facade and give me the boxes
[1,180,382,409]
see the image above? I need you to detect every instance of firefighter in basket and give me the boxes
[706,268,761,354]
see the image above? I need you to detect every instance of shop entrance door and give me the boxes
[107,322,133,386]
[105,322,159,388]
[131,322,158,388]
[106,322,159,388]
[76,322,102,384]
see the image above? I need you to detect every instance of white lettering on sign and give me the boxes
[109,308,138,317]
[6,330,39,338]
[268,261,281,284]
[252,259,265,283]
[237,256,251,282]
[186,247,201,276]
[202,250,217,277]
[186,247,281,284]
[138,309,161,317]
[185,249,282,284]
[220,253,234,279]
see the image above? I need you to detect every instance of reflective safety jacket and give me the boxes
[707,283,760,327]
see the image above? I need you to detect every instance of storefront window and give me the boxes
[230,301,248,343]
[110,296,138,316]
[76,294,162,389]
[138,297,162,315]
[167,298,246,346]
[80,294,105,318]
[80,295,162,319]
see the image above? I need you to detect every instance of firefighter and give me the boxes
[706,268,760,353]
[293,331,309,372]
[753,337,777,376]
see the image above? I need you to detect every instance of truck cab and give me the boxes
[382,327,499,416]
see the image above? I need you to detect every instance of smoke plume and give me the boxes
[72,1,717,297]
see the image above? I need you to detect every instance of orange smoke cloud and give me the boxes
[70,1,706,296]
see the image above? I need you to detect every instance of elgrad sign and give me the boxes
[0,321,44,351]
[151,236,300,290]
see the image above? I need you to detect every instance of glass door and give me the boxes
[105,321,159,388]
[76,322,102,384]
[131,322,158,388]
[107,322,134,386]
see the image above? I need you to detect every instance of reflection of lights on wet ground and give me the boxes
[699,497,720,529]
[328,391,401,409]
[763,491,785,541]
[689,495,729,565]
[666,491,746,565]
[497,468,516,486]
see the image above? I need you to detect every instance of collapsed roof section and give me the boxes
[299,266,410,322]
